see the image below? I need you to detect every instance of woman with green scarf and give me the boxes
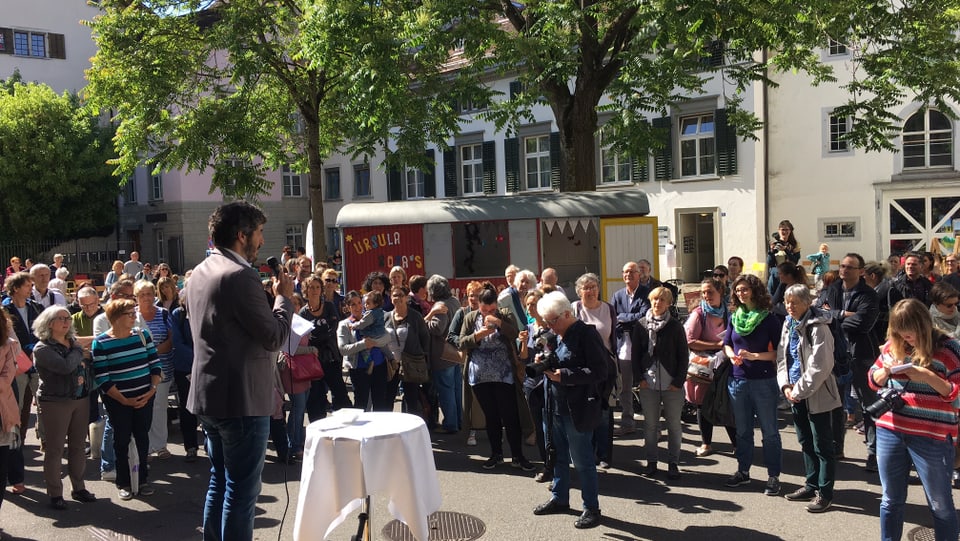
[722,274,784,497]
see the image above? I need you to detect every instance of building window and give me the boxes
[524,135,551,190]
[327,227,341,253]
[599,129,631,184]
[281,164,303,197]
[460,144,483,195]
[13,32,28,56]
[0,32,6,52]
[124,177,137,204]
[819,218,860,241]
[30,33,45,58]
[903,109,953,169]
[285,224,304,249]
[828,39,847,56]
[12,31,47,57]
[829,114,850,153]
[354,165,371,197]
[405,168,425,199]
[325,168,341,200]
[150,173,163,201]
[679,113,715,177]
[155,229,165,262]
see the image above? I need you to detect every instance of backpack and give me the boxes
[808,308,852,385]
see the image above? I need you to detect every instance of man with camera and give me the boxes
[822,253,879,471]
[531,292,609,530]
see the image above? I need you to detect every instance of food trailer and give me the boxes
[335,189,657,300]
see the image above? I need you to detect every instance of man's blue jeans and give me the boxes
[877,427,958,541]
[728,377,782,477]
[198,415,270,541]
[550,413,600,511]
[433,365,462,431]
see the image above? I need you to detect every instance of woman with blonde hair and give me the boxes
[869,298,960,541]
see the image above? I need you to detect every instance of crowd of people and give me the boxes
[2,216,960,540]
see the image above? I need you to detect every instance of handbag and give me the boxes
[400,351,430,384]
[687,352,715,381]
[440,341,464,364]
[15,349,32,376]
[286,351,325,382]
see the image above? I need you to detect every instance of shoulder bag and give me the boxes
[391,318,429,384]
[283,350,325,382]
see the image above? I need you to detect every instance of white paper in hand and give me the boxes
[285,313,315,355]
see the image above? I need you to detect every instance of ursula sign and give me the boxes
[343,224,424,291]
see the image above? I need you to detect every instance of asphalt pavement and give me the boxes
[0,398,949,541]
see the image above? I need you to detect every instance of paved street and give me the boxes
[0,399,949,541]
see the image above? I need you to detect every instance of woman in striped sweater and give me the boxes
[869,298,960,541]
[91,299,161,502]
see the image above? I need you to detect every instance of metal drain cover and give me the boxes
[906,526,936,541]
[382,511,485,541]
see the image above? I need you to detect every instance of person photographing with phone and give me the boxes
[868,298,960,541]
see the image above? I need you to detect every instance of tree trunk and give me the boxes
[552,94,600,192]
[305,118,328,263]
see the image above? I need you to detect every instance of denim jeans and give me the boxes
[791,400,835,500]
[550,413,600,511]
[198,415,270,541]
[286,390,309,454]
[637,386,685,464]
[877,427,958,541]
[728,377,782,477]
[433,365,462,431]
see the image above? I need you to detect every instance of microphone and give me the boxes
[266,256,282,277]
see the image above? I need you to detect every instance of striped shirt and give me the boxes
[868,337,960,442]
[91,329,161,398]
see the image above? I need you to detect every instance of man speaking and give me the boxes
[185,201,293,541]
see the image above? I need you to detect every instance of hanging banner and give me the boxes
[342,224,424,292]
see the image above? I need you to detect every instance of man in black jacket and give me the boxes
[889,251,933,306]
[531,292,608,530]
[823,253,879,471]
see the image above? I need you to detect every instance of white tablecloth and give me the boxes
[293,411,441,541]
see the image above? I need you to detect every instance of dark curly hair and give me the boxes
[362,271,390,294]
[729,274,772,312]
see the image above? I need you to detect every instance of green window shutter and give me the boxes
[387,167,402,201]
[443,148,457,198]
[0,29,13,55]
[549,131,561,191]
[504,137,519,193]
[653,116,673,181]
[482,140,496,194]
[423,149,436,198]
[715,108,738,176]
[509,80,522,100]
[48,33,65,59]
[632,155,649,183]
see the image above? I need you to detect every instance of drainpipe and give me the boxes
[761,48,770,262]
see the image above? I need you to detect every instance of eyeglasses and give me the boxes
[945,301,959,308]
[121,311,136,318]
[53,316,71,323]
[324,278,339,283]
[839,264,862,270]
[543,316,560,326]
[80,301,99,309]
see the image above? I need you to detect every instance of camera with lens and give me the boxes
[865,387,905,418]
[525,328,559,378]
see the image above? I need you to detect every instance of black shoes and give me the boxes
[481,455,504,470]
[49,496,67,510]
[575,508,602,529]
[667,463,681,480]
[865,454,878,473]
[71,489,97,503]
[785,486,817,501]
[512,457,537,472]
[533,499,570,515]
[641,461,657,477]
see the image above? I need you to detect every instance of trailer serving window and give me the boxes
[453,221,509,278]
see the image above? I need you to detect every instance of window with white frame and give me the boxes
[599,128,631,184]
[325,168,341,200]
[461,144,483,194]
[155,229,165,261]
[124,177,137,204]
[679,113,715,177]
[903,109,953,169]
[524,135,551,190]
[354,165,371,197]
[150,173,163,201]
[820,218,859,240]
[828,39,847,56]
[282,164,303,197]
[829,114,850,153]
[285,224,304,249]
[405,168,425,199]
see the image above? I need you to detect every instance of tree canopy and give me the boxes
[86,0,467,259]
[0,73,118,241]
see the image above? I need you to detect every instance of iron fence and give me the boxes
[0,237,135,285]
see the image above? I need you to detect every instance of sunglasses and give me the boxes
[324,278,339,283]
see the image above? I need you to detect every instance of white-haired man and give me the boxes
[532,291,608,529]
